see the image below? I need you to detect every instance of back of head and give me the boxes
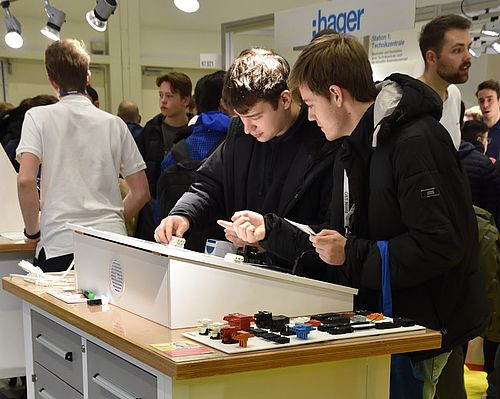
[29,94,58,108]
[195,70,225,114]
[156,72,192,99]
[476,79,500,98]
[419,15,471,63]
[86,85,99,103]
[45,39,90,92]
[289,30,377,103]
[117,100,140,123]
[465,105,483,121]
[462,119,488,141]
[222,48,289,114]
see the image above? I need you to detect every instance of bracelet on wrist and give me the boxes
[23,229,40,240]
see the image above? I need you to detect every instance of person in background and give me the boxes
[418,15,472,152]
[136,72,192,198]
[462,119,490,154]
[477,80,500,160]
[465,105,483,122]
[117,99,142,140]
[227,31,488,399]
[85,84,100,108]
[16,39,150,272]
[0,101,14,119]
[155,48,339,276]
[155,70,230,250]
[1,95,58,171]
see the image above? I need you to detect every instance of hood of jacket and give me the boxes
[459,139,479,159]
[372,73,443,147]
[196,110,230,134]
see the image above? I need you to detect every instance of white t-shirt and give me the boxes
[440,84,462,150]
[16,95,146,259]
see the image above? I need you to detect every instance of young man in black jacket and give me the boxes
[154,48,339,273]
[227,32,488,398]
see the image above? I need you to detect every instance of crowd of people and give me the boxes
[2,14,500,399]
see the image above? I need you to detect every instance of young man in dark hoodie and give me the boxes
[154,48,339,274]
[228,32,488,398]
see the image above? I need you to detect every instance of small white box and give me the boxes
[204,239,237,257]
[70,225,357,329]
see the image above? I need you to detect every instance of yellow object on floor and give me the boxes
[465,365,488,399]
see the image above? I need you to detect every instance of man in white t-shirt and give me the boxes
[418,15,472,151]
[16,39,150,272]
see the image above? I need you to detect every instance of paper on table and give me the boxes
[1,232,26,241]
[47,289,87,303]
[284,218,316,236]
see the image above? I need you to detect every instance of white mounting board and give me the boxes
[182,322,426,354]
[70,224,358,329]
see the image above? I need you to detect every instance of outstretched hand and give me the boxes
[217,210,266,245]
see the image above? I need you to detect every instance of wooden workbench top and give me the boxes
[0,236,36,253]
[3,276,441,380]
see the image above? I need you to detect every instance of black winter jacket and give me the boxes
[338,74,488,354]
[459,140,500,226]
[170,107,340,269]
[136,114,189,198]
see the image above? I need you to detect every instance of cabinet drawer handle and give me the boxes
[92,373,140,399]
[35,334,73,361]
[39,388,57,399]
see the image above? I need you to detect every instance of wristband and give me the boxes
[23,229,40,240]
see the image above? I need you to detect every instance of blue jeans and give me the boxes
[390,352,451,399]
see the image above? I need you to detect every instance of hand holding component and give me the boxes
[310,229,347,265]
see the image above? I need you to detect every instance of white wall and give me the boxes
[2,0,500,119]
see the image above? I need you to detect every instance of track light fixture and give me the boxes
[40,0,66,41]
[469,37,485,58]
[1,1,22,49]
[492,41,500,54]
[86,0,117,32]
[174,0,199,13]
[481,17,500,37]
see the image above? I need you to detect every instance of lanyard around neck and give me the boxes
[343,169,355,236]
[59,90,84,97]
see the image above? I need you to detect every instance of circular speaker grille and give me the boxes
[110,258,124,295]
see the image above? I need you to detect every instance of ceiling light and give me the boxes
[174,0,199,13]
[1,1,22,49]
[469,37,485,58]
[492,41,500,54]
[40,0,66,41]
[86,0,117,32]
[481,20,500,37]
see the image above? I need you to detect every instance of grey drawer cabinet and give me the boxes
[30,310,159,399]
[34,362,82,399]
[87,342,157,399]
[31,310,83,393]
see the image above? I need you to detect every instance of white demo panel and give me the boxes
[72,226,357,329]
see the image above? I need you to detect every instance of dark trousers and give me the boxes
[484,339,500,399]
[33,248,73,273]
[434,345,466,399]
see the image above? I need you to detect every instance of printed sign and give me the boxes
[275,0,415,48]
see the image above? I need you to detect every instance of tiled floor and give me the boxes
[0,378,26,399]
